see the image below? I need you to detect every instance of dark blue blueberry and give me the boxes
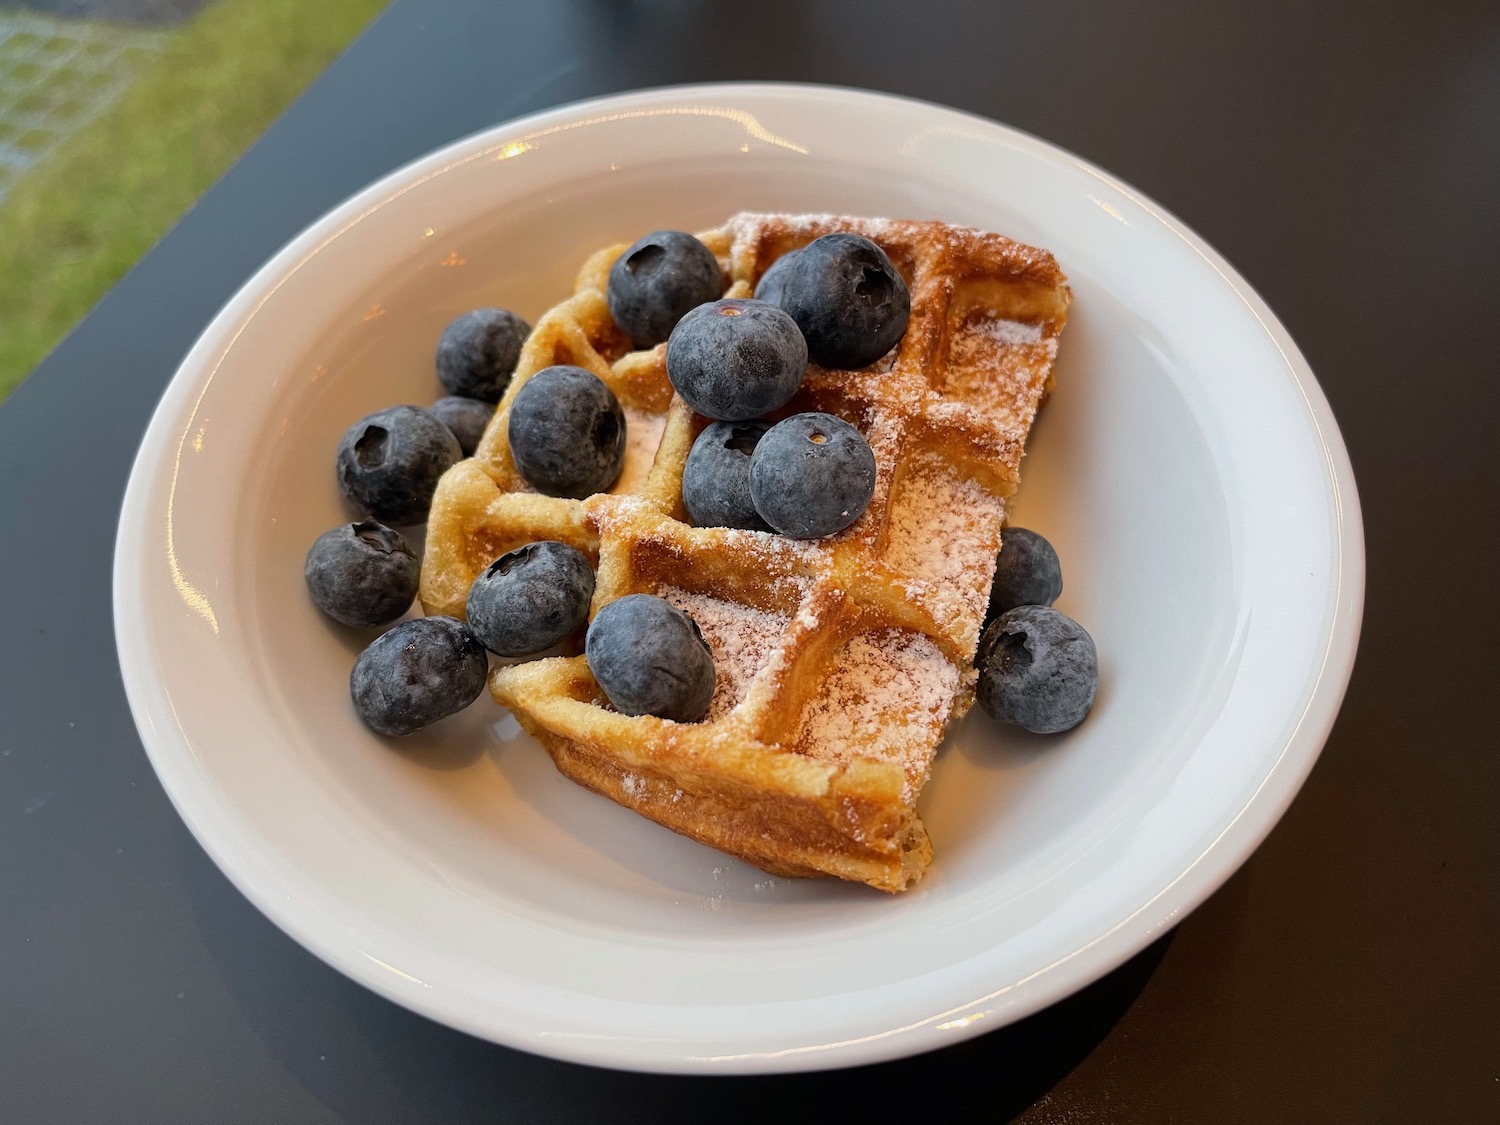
[350,616,489,736]
[507,365,627,498]
[431,395,494,456]
[987,527,1064,621]
[466,541,595,656]
[976,605,1098,734]
[665,298,807,421]
[748,412,876,539]
[607,230,723,349]
[774,233,910,369]
[336,405,461,525]
[304,519,420,628]
[681,420,772,530]
[752,248,803,306]
[435,308,530,402]
[585,594,715,722]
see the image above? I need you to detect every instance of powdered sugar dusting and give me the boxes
[884,458,1004,634]
[719,527,823,565]
[795,629,960,798]
[717,529,826,598]
[730,211,901,242]
[612,408,667,495]
[943,314,1054,427]
[972,316,1044,345]
[660,587,790,721]
[793,600,821,631]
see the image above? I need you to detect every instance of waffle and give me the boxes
[420,213,1070,892]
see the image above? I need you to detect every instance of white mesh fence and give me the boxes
[0,12,164,201]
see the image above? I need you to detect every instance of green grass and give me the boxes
[0,0,387,397]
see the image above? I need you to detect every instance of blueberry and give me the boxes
[585,594,715,722]
[435,308,530,402]
[681,420,772,530]
[336,405,461,525]
[466,541,595,656]
[607,230,723,349]
[350,616,489,736]
[431,395,494,456]
[752,248,803,306]
[976,605,1098,734]
[507,366,627,498]
[304,519,420,628]
[748,412,876,538]
[773,233,911,369]
[665,298,807,421]
[987,527,1064,621]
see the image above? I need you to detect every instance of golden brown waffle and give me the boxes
[420,213,1070,892]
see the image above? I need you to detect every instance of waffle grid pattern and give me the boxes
[421,213,1069,891]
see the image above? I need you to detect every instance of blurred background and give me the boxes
[0,0,383,397]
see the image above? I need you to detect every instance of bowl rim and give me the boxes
[113,81,1365,1073]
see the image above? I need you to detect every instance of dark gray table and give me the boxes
[4,2,1497,1121]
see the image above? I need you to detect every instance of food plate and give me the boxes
[113,84,1363,1073]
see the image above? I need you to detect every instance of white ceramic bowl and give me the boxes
[114,84,1363,1073]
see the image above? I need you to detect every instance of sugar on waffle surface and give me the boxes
[420,213,1070,892]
